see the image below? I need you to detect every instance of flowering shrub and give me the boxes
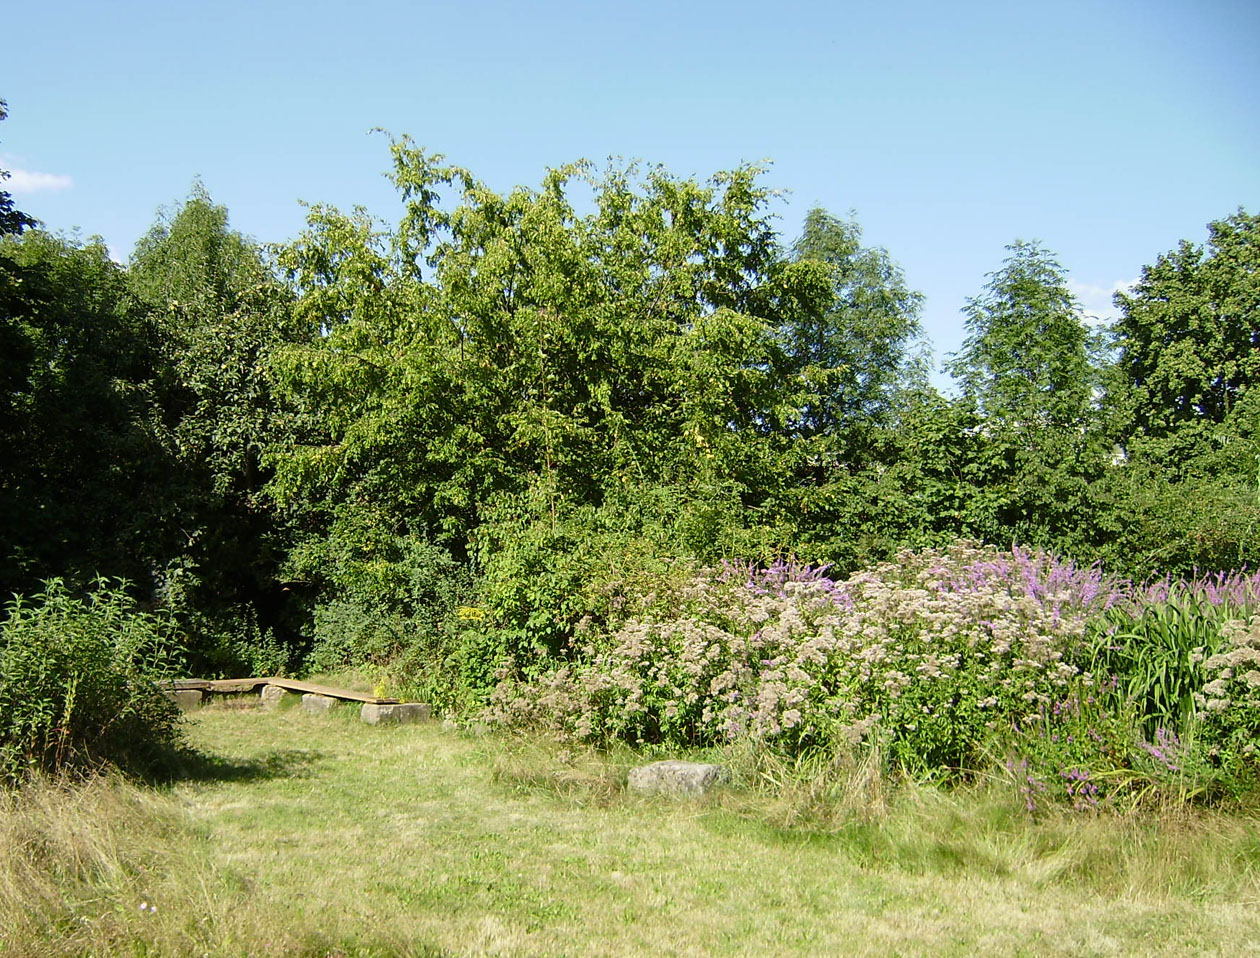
[488,542,1101,775]
[484,541,1260,802]
[1196,614,1260,781]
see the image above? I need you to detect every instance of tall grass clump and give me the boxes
[0,580,183,785]
[486,542,1260,808]
[0,773,182,953]
[1073,569,1260,735]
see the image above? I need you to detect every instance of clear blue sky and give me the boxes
[3,0,1257,377]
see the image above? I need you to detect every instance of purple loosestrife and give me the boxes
[486,543,1104,772]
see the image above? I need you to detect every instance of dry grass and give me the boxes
[2,701,1259,956]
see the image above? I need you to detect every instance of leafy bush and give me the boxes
[1197,614,1260,782]
[463,488,706,700]
[303,531,471,662]
[0,581,182,784]
[485,541,1260,805]
[488,542,1101,776]
[1073,576,1259,738]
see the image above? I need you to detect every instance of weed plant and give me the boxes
[0,580,183,785]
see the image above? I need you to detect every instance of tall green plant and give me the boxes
[0,581,183,784]
[1077,598,1236,737]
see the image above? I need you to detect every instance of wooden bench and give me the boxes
[165,677,400,705]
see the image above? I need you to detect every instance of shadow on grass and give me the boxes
[147,745,326,785]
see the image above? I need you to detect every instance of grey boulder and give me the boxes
[627,760,729,796]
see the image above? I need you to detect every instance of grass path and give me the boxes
[170,705,1259,957]
[5,703,1260,956]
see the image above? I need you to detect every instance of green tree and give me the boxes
[0,231,177,596]
[782,207,925,437]
[1112,209,1259,452]
[270,145,795,553]
[268,142,830,682]
[129,186,310,671]
[1,98,40,516]
[948,240,1098,430]
[1100,210,1260,575]
[937,241,1112,559]
[0,100,36,236]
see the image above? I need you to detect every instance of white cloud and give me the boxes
[4,166,73,193]
[1069,277,1139,325]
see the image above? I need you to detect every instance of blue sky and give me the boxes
[3,0,1257,378]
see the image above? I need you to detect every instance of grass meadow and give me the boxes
[3,700,1260,957]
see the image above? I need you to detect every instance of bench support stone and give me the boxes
[261,684,296,710]
[360,702,431,725]
[164,689,203,712]
[301,693,338,713]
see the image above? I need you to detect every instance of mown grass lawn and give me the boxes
[4,701,1260,957]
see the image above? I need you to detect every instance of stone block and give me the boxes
[360,702,431,725]
[627,760,729,796]
[164,689,203,712]
[301,693,338,713]
[261,685,296,710]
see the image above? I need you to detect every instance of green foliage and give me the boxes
[0,100,36,237]
[1114,209,1260,444]
[1094,442,1260,579]
[486,543,1260,805]
[268,147,801,554]
[1098,211,1260,576]
[1198,614,1260,782]
[1076,598,1239,736]
[3,122,1256,781]
[290,519,473,709]
[129,186,311,669]
[0,581,183,784]
[783,207,926,436]
[0,231,178,597]
[1003,686,1140,812]
[948,240,1099,429]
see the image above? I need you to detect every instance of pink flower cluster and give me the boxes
[486,542,1102,765]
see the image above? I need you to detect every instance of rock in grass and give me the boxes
[627,760,729,796]
[360,703,432,725]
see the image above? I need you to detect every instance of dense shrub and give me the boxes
[0,581,182,784]
[1072,572,1260,737]
[301,532,472,686]
[488,543,1100,773]
[1197,613,1260,780]
[486,542,1260,803]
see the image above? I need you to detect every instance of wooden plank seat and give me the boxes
[166,677,400,704]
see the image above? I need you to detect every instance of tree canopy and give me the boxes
[0,129,1255,680]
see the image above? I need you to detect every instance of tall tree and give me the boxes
[268,143,839,673]
[948,240,1098,430]
[129,186,309,667]
[1100,210,1260,575]
[938,241,1111,559]
[0,100,36,236]
[0,231,176,595]
[270,145,797,556]
[1112,209,1259,448]
[782,207,925,437]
